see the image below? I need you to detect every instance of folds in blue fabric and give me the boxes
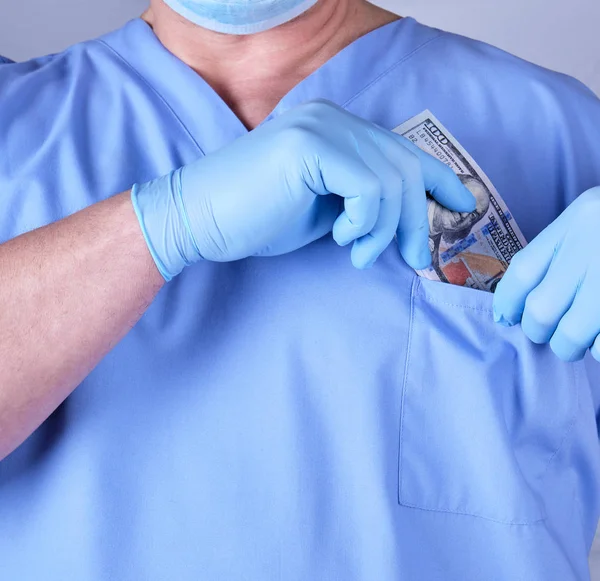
[400,276,578,525]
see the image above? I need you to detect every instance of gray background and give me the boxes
[1,0,599,576]
[1,0,599,95]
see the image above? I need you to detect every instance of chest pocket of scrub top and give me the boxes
[398,276,579,524]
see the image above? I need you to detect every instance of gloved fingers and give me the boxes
[350,185,403,269]
[389,134,476,212]
[591,334,600,363]
[255,196,342,257]
[493,219,561,326]
[330,165,382,247]
[342,137,409,268]
[549,280,600,361]
[519,252,578,344]
[393,153,431,270]
[320,138,382,246]
[329,133,405,251]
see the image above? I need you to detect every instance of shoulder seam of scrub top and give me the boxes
[93,39,206,156]
[342,32,445,109]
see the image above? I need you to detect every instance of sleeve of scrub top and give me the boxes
[0,56,14,64]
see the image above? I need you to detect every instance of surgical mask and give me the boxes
[163,0,320,35]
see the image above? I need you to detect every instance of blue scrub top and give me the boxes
[1,17,600,581]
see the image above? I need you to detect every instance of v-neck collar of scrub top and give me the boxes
[98,16,442,155]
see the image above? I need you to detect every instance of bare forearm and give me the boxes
[0,192,164,460]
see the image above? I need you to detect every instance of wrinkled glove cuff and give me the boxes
[131,169,203,282]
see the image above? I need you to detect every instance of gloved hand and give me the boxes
[132,99,475,281]
[493,186,600,362]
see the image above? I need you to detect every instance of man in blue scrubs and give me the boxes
[1,0,600,579]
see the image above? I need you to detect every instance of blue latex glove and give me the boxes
[132,100,476,280]
[493,186,600,362]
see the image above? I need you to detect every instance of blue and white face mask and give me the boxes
[163,0,320,34]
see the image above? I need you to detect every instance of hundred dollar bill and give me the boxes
[393,111,527,292]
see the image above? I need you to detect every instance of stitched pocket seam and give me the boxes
[398,276,418,504]
[397,277,575,525]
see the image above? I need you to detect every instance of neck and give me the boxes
[142,0,400,129]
